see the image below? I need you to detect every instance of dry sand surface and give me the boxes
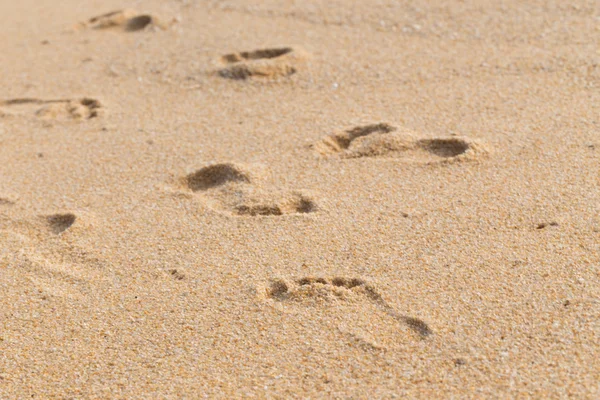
[1,0,599,398]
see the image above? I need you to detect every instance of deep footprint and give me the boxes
[313,123,487,162]
[267,277,433,338]
[0,98,102,120]
[219,47,308,80]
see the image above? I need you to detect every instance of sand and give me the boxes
[0,0,599,398]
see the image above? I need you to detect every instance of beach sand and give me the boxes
[1,0,599,398]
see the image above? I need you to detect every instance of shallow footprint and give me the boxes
[218,47,309,80]
[183,163,317,217]
[80,9,168,32]
[264,277,433,340]
[0,210,106,301]
[313,123,487,163]
[0,195,16,207]
[233,189,316,216]
[0,98,102,120]
[37,211,97,237]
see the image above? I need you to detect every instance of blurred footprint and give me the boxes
[77,9,170,32]
[0,98,102,120]
[218,47,310,80]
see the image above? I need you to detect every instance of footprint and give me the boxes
[0,98,102,120]
[14,250,90,300]
[0,215,105,301]
[183,163,317,216]
[313,123,487,163]
[233,190,316,216]
[265,277,433,339]
[79,9,168,32]
[33,211,95,236]
[218,47,309,80]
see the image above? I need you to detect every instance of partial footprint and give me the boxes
[0,211,106,301]
[313,123,487,163]
[10,249,91,300]
[0,98,102,120]
[78,9,169,32]
[233,189,316,216]
[0,195,16,207]
[183,163,317,216]
[218,47,310,80]
[32,211,96,237]
[264,277,433,339]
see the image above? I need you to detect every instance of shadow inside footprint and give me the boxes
[1,98,102,120]
[125,15,153,31]
[186,164,250,192]
[47,213,76,234]
[184,163,317,217]
[84,9,166,32]
[418,138,471,158]
[313,123,396,155]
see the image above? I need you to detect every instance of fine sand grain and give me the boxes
[1,0,599,398]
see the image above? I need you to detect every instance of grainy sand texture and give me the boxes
[1,0,599,398]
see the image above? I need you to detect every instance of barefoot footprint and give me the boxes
[218,47,310,80]
[79,9,169,32]
[313,123,488,163]
[184,163,317,216]
[0,98,102,120]
[266,277,433,339]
